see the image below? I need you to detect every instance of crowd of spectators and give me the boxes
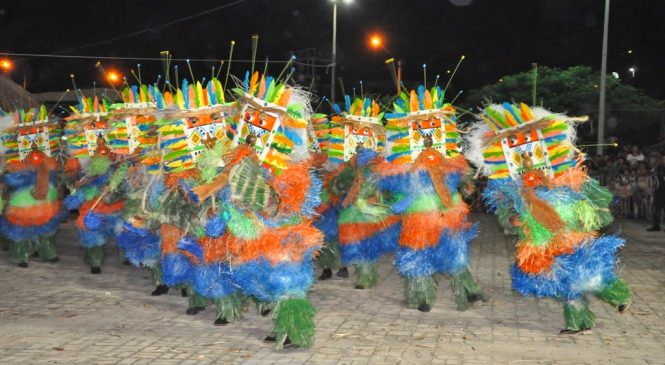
[585,144,665,225]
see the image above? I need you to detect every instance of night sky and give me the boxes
[1,0,663,101]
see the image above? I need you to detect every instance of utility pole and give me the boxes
[597,0,610,155]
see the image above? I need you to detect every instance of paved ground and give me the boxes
[0,213,664,365]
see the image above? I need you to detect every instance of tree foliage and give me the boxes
[461,66,664,144]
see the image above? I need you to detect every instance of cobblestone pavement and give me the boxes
[1,214,664,365]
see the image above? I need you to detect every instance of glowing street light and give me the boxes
[106,70,121,84]
[0,58,12,73]
[628,67,636,77]
[369,34,382,49]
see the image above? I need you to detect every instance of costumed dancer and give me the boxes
[193,72,323,349]
[310,113,348,280]
[0,106,66,267]
[379,87,485,311]
[148,79,230,314]
[110,84,169,295]
[467,103,631,333]
[64,97,127,274]
[329,96,400,289]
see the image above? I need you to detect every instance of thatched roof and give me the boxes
[0,75,39,111]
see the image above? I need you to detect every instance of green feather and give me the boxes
[88,155,113,176]
[272,298,316,349]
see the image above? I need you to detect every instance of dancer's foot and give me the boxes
[336,267,349,278]
[17,262,28,268]
[318,268,333,281]
[417,303,431,312]
[90,266,102,274]
[467,292,486,303]
[151,284,169,296]
[214,317,229,326]
[44,257,60,263]
[559,328,591,335]
[185,306,205,315]
[618,303,631,314]
[260,309,271,317]
[355,285,366,289]
[263,335,295,348]
[181,288,188,297]
[263,335,276,343]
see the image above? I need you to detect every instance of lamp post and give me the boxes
[330,0,352,105]
[596,0,610,155]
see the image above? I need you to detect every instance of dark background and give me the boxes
[0,0,662,101]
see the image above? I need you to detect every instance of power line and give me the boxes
[51,0,247,55]
[0,52,333,68]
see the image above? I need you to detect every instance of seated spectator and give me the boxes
[627,146,645,166]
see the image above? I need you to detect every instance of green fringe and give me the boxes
[355,262,379,289]
[187,286,208,308]
[226,205,261,240]
[496,205,518,236]
[150,265,163,285]
[9,186,59,207]
[215,291,245,322]
[85,246,105,267]
[574,200,600,232]
[317,239,341,270]
[35,236,57,261]
[108,163,128,193]
[8,239,31,264]
[404,275,437,309]
[595,279,631,308]
[563,299,596,331]
[451,268,485,311]
[198,143,226,184]
[272,298,316,349]
[88,155,113,176]
[582,179,614,227]
[519,211,552,247]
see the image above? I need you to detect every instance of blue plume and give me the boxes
[131,85,139,101]
[340,221,401,265]
[205,215,227,238]
[161,252,193,286]
[435,86,444,108]
[193,263,238,299]
[207,81,216,104]
[83,211,104,231]
[332,103,343,115]
[417,85,426,110]
[176,236,203,263]
[182,79,190,108]
[344,95,351,112]
[284,128,303,146]
[232,257,316,302]
[243,71,250,91]
[503,102,522,122]
[362,98,371,116]
[264,76,273,98]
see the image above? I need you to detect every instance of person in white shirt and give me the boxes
[626,146,645,166]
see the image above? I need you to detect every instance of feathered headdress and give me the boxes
[107,84,166,155]
[328,96,385,163]
[64,96,113,159]
[466,103,583,180]
[231,71,312,174]
[384,85,460,164]
[146,78,233,173]
[2,105,61,163]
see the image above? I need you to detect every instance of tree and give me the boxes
[461,66,664,145]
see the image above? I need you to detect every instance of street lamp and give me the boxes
[628,67,636,77]
[106,70,122,85]
[330,0,352,105]
[0,58,12,74]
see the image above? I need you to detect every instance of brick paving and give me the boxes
[0,214,664,364]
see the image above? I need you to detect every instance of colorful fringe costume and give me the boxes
[328,96,399,289]
[0,106,65,267]
[111,84,171,295]
[310,113,348,280]
[379,86,485,311]
[467,103,631,332]
[312,114,349,280]
[64,97,127,274]
[146,78,233,314]
[193,71,323,349]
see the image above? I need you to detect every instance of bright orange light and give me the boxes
[368,34,383,50]
[0,58,12,72]
[106,71,121,84]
